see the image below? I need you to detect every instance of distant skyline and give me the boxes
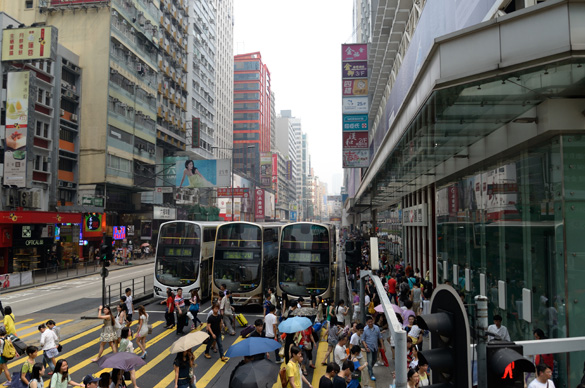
[233,0,354,194]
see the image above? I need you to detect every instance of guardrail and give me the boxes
[31,260,101,284]
[105,275,153,306]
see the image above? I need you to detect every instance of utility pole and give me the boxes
[476,295,489,388]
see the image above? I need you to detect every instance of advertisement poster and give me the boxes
[260,153,272,188]
[140,220,152,240]
[174,159,231,188]
[4,72,31,187]
[343,150,370,168]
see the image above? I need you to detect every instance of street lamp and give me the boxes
[211,145,255,221]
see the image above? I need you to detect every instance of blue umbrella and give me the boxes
[278,316,312,333]
[225,337,282,358]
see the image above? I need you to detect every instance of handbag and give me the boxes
[147,324,153,335]
[189,303,199,312]
[10,372,29,388]
[279,367,288,388]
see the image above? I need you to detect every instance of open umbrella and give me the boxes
[169,331,209,353]
[96,352,145,371]
[374,303,403,315]
[140,242,150,248]
[225,337,282,358]
[230,358,280,388]
[291,307,318,317]
[278,316,312,333]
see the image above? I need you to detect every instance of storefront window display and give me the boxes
[434,136,585,385]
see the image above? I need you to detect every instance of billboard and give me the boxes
[2,27,57,61]
[217,188,250,198]
[172,159,231,188]
[342,44,368,61]
[260,152,272,188]
[255,188,265,222]
[4,72,32,187]
[342,61,367,78]
[342,97,368,114]
[342,79,368,96]
[343,114,369,132]
[342,43,370,169]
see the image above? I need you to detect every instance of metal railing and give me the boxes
[31,260,102,284]
[105,275,153,306]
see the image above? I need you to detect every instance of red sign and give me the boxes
[343,132,369,149]
[255,189,264,221]
[0,211,82,225]
[272,153,278,177]
[342,44,368,61]
[217,188,250,198]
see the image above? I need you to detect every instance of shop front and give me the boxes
[0,211,83,280]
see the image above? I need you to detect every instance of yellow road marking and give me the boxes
[153,331,237,388]
[19,320,74,339]
[311,341,329,386]
[197,335,244,388]
[14,319,33,326]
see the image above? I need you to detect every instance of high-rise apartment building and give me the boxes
[213,0,233,160]
[187,0,216,159]
[277,110,301,205]
[3,0,166,215]
[233,52,272,183]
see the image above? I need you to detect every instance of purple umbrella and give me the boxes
[374,303,403,315]
[96,352,146,371]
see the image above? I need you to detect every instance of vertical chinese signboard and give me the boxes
[255,188,265,222]
[4,72,32,187]
[342,43,370,168]
[260,152,272,189]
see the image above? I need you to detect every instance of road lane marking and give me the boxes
[152,330,235,388]
[196,335,245,388]
[42,321,163,387]
[19,320,73,340]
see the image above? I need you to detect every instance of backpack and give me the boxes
[399,283,410,301]
[2,338,16,360]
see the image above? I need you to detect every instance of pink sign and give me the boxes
[255,188,265,221]
[51,0,106,4]
[343,132,369,149]
[342,44,368,61]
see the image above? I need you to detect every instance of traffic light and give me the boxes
[417,285,470,388]
[99,237,113,267]
[487,341,535,387]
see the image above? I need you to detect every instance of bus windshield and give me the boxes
[156,223,201,287]
[279,223,330,296]
[214,223,262,292]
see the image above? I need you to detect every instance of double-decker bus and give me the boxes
[277,222,336,301]
[153,221,223,299]
[212,222,282,306]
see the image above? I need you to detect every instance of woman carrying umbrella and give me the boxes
[173,350,195,388]
[91,305,117,362]
[118,328,140,388]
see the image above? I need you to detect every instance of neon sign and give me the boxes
[113,226,126,240]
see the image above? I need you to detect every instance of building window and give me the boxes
[25,0,34,9]
[36,121,49,138]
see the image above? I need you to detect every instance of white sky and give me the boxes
[233,0,355,195]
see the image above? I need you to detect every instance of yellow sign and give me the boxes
[2,27,54,61]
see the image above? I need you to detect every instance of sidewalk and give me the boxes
[8,256,156,293]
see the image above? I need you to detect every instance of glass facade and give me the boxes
[435,135,585,385]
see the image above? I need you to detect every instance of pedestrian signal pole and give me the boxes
[476,295,489,388]
[99,236,112,307]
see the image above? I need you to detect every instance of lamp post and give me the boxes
[212,145,254,221]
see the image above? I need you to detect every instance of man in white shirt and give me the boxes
[220,290,236,335]
[264,304,281,362]
[333,334,349,369]
[349,323,364,356]
[528,364,555,388]
[487,314,511,342]
[39,323,59,373]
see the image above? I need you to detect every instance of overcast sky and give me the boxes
[233,0,354,194]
